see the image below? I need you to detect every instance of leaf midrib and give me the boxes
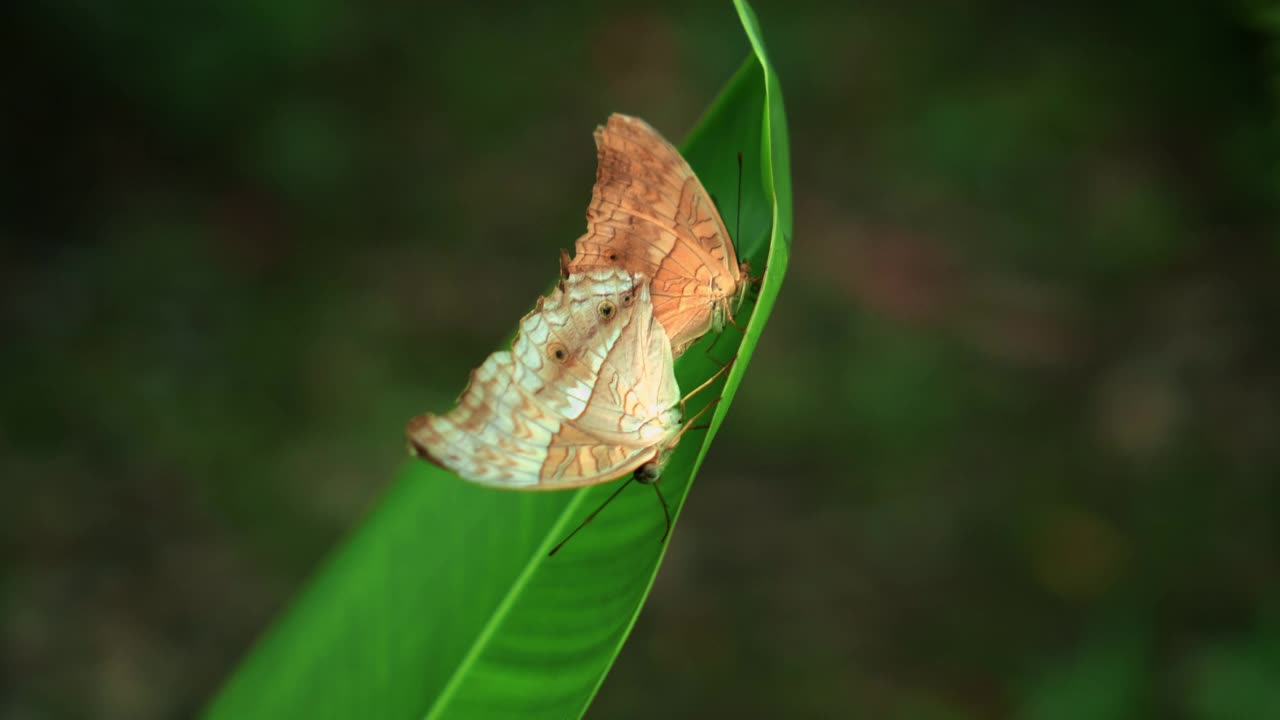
[422,491,590,720]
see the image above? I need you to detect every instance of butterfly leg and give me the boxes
[741,260,766,286]
[676,396,721,439]
[653,483,672,542]
[678,360,734,419]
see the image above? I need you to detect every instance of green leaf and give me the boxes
[204,1,790,718]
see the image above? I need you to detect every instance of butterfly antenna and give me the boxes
[651,482,672,544]
[735,151,743,250]
[548,477,635,557]
[702,330,729,367]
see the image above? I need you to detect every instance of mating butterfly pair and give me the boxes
[406,114,748,547]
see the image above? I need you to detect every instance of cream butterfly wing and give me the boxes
[406,269,681,489]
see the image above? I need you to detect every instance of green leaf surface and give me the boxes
[205,1,790,717]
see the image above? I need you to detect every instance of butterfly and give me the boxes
[406,268,684,490]
[565,113,750,357]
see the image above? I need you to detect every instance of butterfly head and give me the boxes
[633,461,662,485]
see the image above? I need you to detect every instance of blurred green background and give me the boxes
[4,1,1280,718]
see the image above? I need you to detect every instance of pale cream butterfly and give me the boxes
[408,268,723,553]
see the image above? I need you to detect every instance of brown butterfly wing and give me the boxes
[569,114,742,355]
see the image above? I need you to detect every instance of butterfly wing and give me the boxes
[569,114,742,355]
[407,269,681,490]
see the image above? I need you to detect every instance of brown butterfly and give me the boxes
[565,114,750,357]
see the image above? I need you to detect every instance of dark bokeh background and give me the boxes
[4,1,1279,718]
